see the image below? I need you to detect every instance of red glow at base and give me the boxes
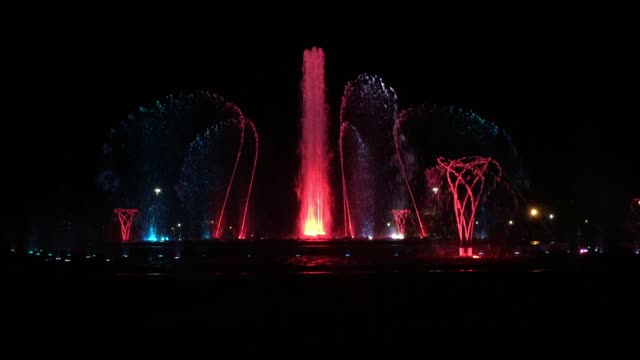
[114,208,138,242]
[297,47,332,238]
[439,157,502,257]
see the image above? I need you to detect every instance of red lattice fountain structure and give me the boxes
[114,208,139,242]
[437,156,502,257]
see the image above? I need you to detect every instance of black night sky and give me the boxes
[12,12,638,243]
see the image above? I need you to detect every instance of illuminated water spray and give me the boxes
[215,109,259,240]
[391,209,411,238]
[339,74,396,238]
[297,47,332,238]
[437,156,502,257]
[394,113,426,238]
[339,122,354,237]
[114,208,138,242]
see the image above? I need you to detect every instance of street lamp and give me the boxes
[530,208,539,217]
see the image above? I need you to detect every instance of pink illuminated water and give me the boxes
[297,47,332,238]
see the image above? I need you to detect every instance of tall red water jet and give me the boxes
[297,47,332,238]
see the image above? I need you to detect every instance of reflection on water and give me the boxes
[13,240,613,275]
[287,255,353,267]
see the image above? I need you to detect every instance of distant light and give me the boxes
[475,221,479,225]
[531,240,540,246]
[432,187,439,194]
[549,214,555,220]
[48,253,53,257]
[174,256,180,260]
[229,226,232,229]
[296,254,300,257]
[86,256,92,259]
[64,259,71,262]
[154,187,162,195]
[158,254,163,258]
[545,251,549,254]
[177,223,182,227]
[391,233,404,240]
[514,251,520,255]
[10,249,16,253]
[105,259,110,262]
[28,250,33,254]
[367,235,373,240]
[122,254,128,258]
[55,257,61,260]
[584,219,589,224]
[394,253,399,257]
[508,220,514,225]
[247,254,251,258]
[579,248,589,254]
[345,253,351,257]
[386,222,391,227]
[472,255,480,259]
[530,208,539,217]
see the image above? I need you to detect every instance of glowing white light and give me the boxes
[584,219,589,224]
[367,235,373,240]
[174,256,181,260]
[177,223,182,227]
[386,222,391,227]
[432,187,439,194]
[391,233,404,240]
[549,214,555,219]
[530,208,539,217]
[475,221,479,225]
[508,220,514,225]
[154,187,162,195]
[64,259,71,262]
